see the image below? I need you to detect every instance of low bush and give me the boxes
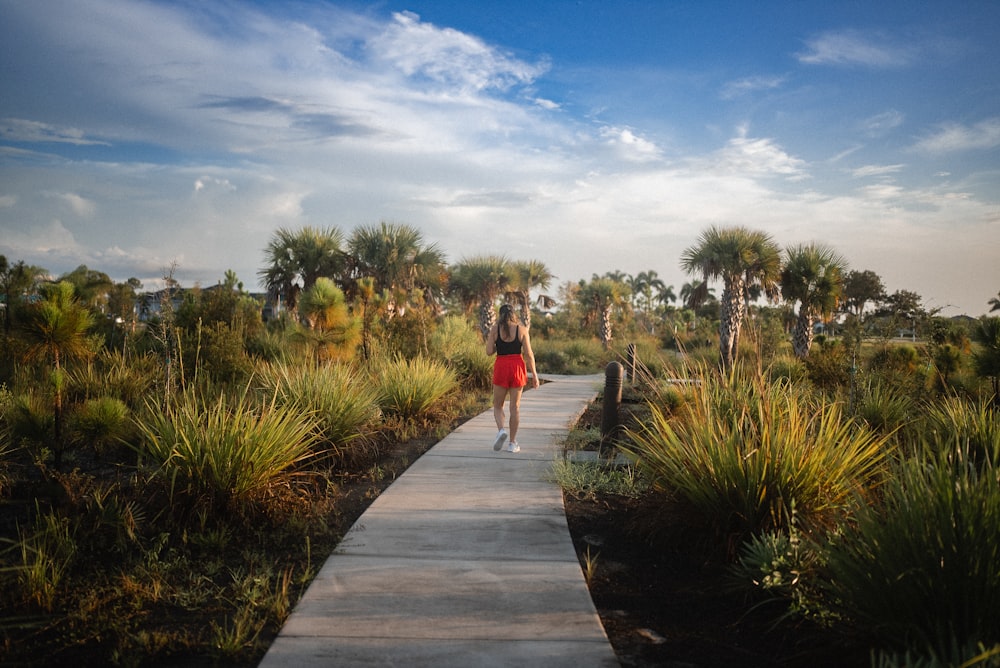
[370,355,458,421]
[548,458,647,500]
[429,315,492,388]
[823,440,1000,664]
[623,365,891,549]
[533,338,606,374]
[855,378,914,437]
[68,396,134,457]
[255,361,382,464]
[133,387,321,510]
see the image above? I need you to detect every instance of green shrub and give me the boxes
[823,443,1000,663]
[533,339,605,374]
[194,321,253,385]
[803,339,851,392]
[66,349,159,409]
[766,354,808,384]
[624,366,891,546]
[13,507,77,611]
[370,355,457,420]
[3,392,54,454]
[729,505,832,624]
[917,396,1000,467]
[133,387,320,508]
[548,459,647,499]
[68,396,134,456]
[429,315,492,388]
[533,348,569,374]
[856,379,914,437]
[254,362,382,463]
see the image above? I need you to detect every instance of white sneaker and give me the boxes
[505,441,520,453]
[492,430,508,451]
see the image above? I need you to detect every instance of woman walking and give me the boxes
[485,304,539,453]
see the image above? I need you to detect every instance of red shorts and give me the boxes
[493,354,527,388]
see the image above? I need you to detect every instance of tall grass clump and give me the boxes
[855,378,914,438]
[823,437,1000,664]
[255,362,382,463]
[623,365,891,548]
[9,506,77,611]
[68,396,134,456]
[428,315,493,388]
[67,349,160,409]
[549,459,647,500]
[3,392,54,458]
[918,395,1000,467]
[133,387,320,509]
[370,355,457,420]
[533,338,606,375]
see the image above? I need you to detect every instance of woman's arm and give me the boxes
[521,328,540,388]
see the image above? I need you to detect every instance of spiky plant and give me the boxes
[370,355,458,421]
[624,365,891,546]
[133,387,321,509]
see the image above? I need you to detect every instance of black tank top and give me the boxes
[495,326,522,355]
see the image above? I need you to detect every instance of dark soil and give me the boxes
[563,493,871,668]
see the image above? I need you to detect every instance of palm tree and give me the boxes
[972,317,1000,404]
[680,225,781,369]
[655,283,677,310]
[630,270,665,333]
[259,226,347,320]
[578,276,630,350]
[989,291,1000,313]
[296,277,360,364]
[780,243,847,358]
[449,255,512,338]
[348,222,447,316]
[19,280,94,467]
[506,259,554,329]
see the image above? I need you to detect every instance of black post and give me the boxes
[601,361,624,446]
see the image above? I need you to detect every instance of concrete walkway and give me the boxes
[258,374,620,667]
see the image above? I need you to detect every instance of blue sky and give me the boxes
[1,0,998,315]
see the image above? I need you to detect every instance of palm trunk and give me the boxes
[719,278,745,369]
[600,306,613,350]
[479,300,496,339]
[792,308,815,358]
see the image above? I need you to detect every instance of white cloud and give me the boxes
[911,118,1000,153]
[194,177,236,194]
[367,11,548,94]
[851,164,904,178]
[719,75,786,99]
[599,126,662,162]
[47,192,96,217]
[0,117,110,145]
[861,110,904,137]
[797,30,914,68]
[706,127,808,180]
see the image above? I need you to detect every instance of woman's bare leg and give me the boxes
[492,384,507,431]
[507,387,524,442]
